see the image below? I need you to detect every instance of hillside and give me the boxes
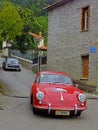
[7,0,58,16]
[0,0,58,51]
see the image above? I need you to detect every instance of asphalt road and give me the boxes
[0,56,36,97]
[0,56,98,130]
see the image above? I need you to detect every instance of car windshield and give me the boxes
[39,74,73,85]
[7,58,19,63]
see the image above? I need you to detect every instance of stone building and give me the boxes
[44,0,98,90]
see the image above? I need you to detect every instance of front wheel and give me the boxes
[3,66,6,70]
[75,112,81,116]
[33,106,37,115]
[30,95,37,114]
[30,94,33,104]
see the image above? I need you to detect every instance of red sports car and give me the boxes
[30,71,87,116]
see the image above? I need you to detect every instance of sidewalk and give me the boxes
[85,92,98,99]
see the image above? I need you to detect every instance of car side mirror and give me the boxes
[75,84,79,88]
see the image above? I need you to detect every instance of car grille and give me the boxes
[7,65,20,68]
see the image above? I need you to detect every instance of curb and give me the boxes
[87,96,98,99]
[85,93,98,99]
[0,105,4,110]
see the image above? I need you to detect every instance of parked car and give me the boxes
[2,57,21,71]
[30,71,87,116]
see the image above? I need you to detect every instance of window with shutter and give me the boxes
[81,55,89,78]
[81,6,90,31]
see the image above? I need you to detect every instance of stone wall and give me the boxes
[12,55,47,73]
[12,55,33,70]
[47,0,98,89]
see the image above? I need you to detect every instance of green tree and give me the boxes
[16,6,38,53]
[16,6,48,53]
[0,0,50,52]
[7,0,58,16]
[35,16,48,44]
[0,1,23,42]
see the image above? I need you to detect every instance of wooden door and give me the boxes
[82,55,89,78]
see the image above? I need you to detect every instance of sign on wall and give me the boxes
[89,46,96,53]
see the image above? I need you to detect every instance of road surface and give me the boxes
[0,56,98,130]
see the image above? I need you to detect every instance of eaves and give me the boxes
[43,0,75,11]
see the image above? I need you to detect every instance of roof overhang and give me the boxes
[43,0,74,11]
[39,45,47,51]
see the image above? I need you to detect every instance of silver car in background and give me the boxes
[2,57,21,71]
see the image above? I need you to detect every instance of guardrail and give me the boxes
[12,55,33,70]
[12,55,47,73]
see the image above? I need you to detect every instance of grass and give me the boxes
[73,79,96,93]
[0,82,8,110]
[95,91,98,95]
[0,93,4,110]
[0,84,4,110]
[0,83,5,95]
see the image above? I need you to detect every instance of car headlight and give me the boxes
[78,94,86,102]
[36,91,44,100]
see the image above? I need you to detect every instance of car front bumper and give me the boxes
[33,103,87,116]
[5,64,21,70]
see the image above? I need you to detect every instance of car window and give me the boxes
[38,74,73,85]
[7,58,19,63]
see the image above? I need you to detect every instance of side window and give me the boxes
[81,6,90,31]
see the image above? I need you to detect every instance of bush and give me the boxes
[0,82,10,95]
[73,79,96,93]
[0,83,5,95]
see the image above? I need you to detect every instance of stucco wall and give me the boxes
[47,0,98,87]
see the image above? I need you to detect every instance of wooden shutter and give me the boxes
[82,55,89,78]
[81,9,85,31]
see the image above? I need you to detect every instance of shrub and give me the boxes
[73,79,96,93]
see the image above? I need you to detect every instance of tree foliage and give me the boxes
[7,0,58,16]
[0,0,57,52]
[0,1,23,41]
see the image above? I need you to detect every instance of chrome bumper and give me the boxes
[74,104,78,115]
[48,103,51,114]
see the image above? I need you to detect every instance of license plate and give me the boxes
[55,111,70,116]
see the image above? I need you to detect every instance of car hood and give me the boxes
[37,83,80,103]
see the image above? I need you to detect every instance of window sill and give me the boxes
[81,29,89,32]
[80,78,88,80]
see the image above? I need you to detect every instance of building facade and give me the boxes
[45,0,98,90]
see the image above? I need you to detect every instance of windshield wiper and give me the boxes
[51,82,62,84]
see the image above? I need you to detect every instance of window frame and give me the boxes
[81,6,90,31]
[81,55,89,79]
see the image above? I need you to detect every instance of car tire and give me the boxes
[33,107,37,115]
[2,66,4,70]
[3,66,6,70]
[30,95,37,114]
[30,94,33,104]
[18,69,21,72]
[16,69,21,72]
[76,112,81,116]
